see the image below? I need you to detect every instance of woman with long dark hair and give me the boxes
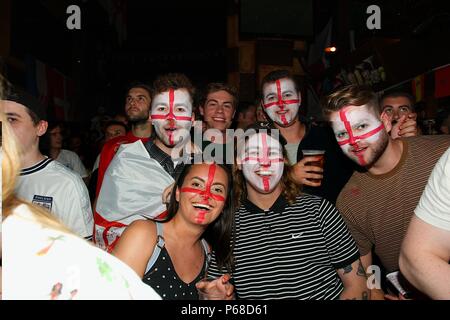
[112,162,235,300]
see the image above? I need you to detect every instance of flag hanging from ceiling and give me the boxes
[26,56,73,121]
[434,65,450,98]
[412,74,425,102]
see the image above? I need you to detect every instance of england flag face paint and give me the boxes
[241,133,284,194]
[179,163,227,224]
[262,78,300,127]
[330,105,387,167]
[151,89,193,147]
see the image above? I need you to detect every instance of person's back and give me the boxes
[16,157,93,239]
[0,107,160,300]
[2,203,160,300]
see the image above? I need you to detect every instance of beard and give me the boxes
[364,131,389,167]
[127,111,149,126]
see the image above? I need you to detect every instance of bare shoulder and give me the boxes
[122,220,157,242]
[112,220,159,277]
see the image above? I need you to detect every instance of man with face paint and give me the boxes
[260,70,356,204]
[207,124,370,300]
[94,74,198,251]
[324,85,450,299]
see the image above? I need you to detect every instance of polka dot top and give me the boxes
[142,222,210,300]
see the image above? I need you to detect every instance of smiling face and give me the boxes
[177,163,228,224]
[262,78,301,127]
[329,105,389,167]
[200,90,236,133]
[239,133,284,194]
[151,88,193,147]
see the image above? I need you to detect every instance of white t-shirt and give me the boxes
[56,149,88,178]
[16,158,93,238]
[415,147,450,231]
[92,154,100,172]
[2,204,161,300]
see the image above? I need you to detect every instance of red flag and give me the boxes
[435,65,450,98]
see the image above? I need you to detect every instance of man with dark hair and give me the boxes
[235,101,257,130]
[380,91,420,137]
[199,82,238,135]
[94,73,197,251]
[2,88,93,239]
[104,120,127,141]
[324,85,450,299]
[198,82,238,165]
[95,82,153,197]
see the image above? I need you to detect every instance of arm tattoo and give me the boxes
[357,259,366,277]
[342,264,353,274]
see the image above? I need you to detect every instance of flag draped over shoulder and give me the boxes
[94,140,174,251]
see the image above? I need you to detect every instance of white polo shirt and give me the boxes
[16,157,93,238]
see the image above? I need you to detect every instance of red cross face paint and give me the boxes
[179,164,227,224]
[262,78,300,127]
[151,89,193,147]
[330,105,388,167]
[240,133,284,193]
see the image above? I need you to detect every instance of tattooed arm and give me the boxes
[337,258,370,300]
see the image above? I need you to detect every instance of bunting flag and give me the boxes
[434,65,450,98]
[412,74,425,102]
[307,18,333,79]
[26,56,73,120]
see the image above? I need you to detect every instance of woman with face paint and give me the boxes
[206,124,370,300]
[112,163,235,300]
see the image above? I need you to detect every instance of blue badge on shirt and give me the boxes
[32,195,53,211]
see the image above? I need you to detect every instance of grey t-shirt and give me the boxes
[284,142,300,165]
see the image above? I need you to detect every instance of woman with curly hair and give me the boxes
[207,123,369,300]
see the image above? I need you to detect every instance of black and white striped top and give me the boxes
[208,194,360,300]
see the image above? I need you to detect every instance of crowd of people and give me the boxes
[1,69,449,300]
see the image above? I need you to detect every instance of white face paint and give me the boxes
[330,105,387,167]
[240,133,284,193]
[151,89,193,147]
[262,78,300,127]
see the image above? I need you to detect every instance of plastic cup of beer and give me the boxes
[302,150,325,183]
